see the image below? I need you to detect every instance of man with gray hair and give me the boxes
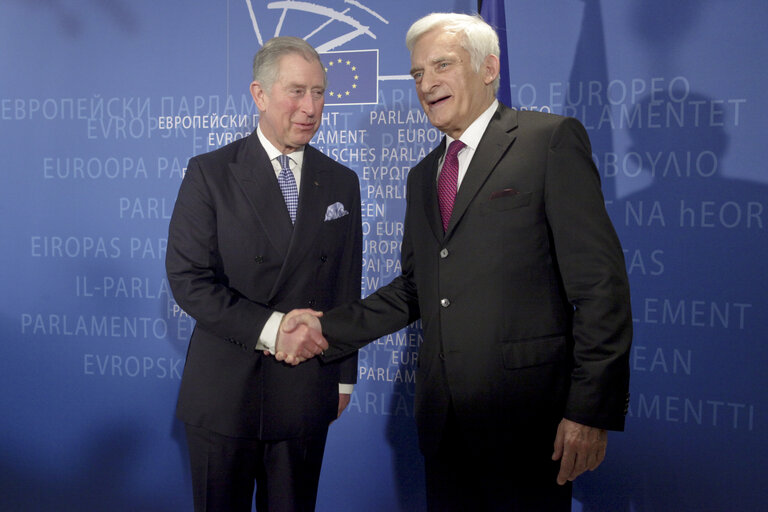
[281,12,632,511]
[166,36,361,511]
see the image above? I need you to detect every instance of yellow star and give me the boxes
[345,91,350,96]
[337,93,342,98]
[352,84,357,89]
[337,58,342,63]
[354,75,359,80]
[346,60,351,65]
[328,91,335,97]
[352,66,356,71]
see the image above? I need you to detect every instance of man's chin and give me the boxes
[290,134,316,147]
[426,116,448,134]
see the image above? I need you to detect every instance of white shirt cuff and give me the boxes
[257,311,283,352]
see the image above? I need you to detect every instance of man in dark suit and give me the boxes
[166,36,361,512]
[281,13,632,511]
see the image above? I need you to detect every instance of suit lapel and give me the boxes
[229,133,293,258]
[270,146,328,297]
[444,105,519,240]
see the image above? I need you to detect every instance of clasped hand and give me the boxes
[270,309,326,365]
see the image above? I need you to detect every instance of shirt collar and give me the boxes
[256,124,305,170]
[445,99,499,150]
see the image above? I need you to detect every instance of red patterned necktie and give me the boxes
[437,140,466,231]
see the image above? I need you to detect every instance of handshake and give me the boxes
[271,309,327,365]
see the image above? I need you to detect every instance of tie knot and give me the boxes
[446,139,465,160]
[277,154,292,172]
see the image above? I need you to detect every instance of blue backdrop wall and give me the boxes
[1,1,766,510]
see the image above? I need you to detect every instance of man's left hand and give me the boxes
[552,418,607,485]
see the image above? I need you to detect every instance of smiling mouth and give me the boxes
[429,95,451,107]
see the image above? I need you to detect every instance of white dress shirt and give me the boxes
[438,100,499,188]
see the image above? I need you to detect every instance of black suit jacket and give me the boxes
[322,105,632,456]
[167,131,361,440]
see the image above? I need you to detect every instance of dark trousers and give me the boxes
[424,410,572,512]
[185,424,328,512]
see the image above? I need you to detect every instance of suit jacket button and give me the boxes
[308,299,316,307]
[440,298,450,307]
[320,254,328,263]
[440,248,449,258]
[254,256,264,263]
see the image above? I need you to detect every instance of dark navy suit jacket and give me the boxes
[167,131,361,440]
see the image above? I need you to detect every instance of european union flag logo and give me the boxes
[321,49,378,106]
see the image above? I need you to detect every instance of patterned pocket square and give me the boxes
[324,202,349,221]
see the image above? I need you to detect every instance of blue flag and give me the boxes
[320,49,379,106]
[480,0,512,107]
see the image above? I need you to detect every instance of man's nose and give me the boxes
[419,70,437,94]
[299,92,317,116]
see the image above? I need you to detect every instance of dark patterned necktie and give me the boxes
[277,154,298,223]
[437,140,465,231]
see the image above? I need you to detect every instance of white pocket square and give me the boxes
[324,202,349,221]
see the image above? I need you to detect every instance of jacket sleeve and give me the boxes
[322,179,421,362]
[165,157,272,350]
[544,116,633,430]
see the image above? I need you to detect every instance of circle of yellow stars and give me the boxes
[325,58,358,99]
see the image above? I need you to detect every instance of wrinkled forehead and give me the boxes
[410,28,465,63]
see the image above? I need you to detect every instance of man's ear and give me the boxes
[250,81,268,110]
[482,54,500,86]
